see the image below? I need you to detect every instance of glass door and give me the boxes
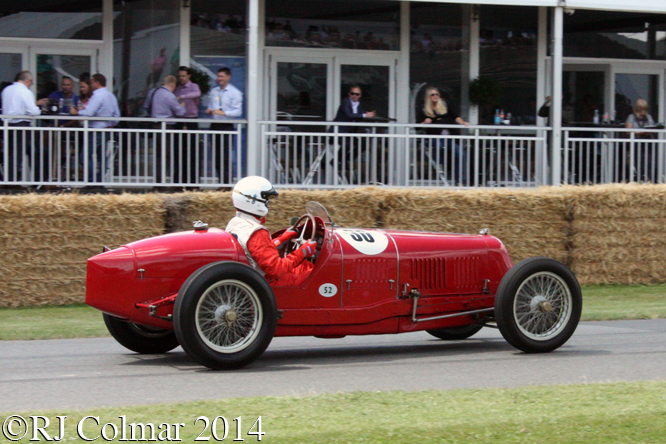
[30,49,96,102]
[614,73,660,123]
[336,58,395,122]
[0,50,25,91]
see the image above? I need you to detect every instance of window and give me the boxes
[479,5,537,124]
[113,0,180,117]
[265,0,400,50]
[0,1,102,40]
[564,10,666,60]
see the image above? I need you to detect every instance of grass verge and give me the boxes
[1,284,665,341]
[2,381,665,443]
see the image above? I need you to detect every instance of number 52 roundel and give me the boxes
[336,229,389,256]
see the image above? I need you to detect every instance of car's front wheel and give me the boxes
[103,314,179,354]
[173,262,277,370]
[495,257,582,353]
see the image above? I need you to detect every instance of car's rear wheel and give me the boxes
[495,257,582,353]
[426,324,483,340]
[173,262,277,370]
[103,314,179,354]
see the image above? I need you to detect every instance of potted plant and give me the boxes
[469,77,501,124]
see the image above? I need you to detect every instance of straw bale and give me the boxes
[0,193,165,307]
[566,184,666,284]
[380,187,570,263]
[171,189,383,233]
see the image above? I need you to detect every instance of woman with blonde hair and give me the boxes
[626,98,657,182]
[417,86,469,185]
[625,98,655,132]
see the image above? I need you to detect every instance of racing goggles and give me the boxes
[235,188,279,207]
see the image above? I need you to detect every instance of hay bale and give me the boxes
[568,184,666,284]
[175,188,383,233]
[380,187,570,264]
[0,193,165,307]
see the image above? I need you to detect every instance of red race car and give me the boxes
[86,202,582,370]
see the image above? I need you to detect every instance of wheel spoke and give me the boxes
[513,271,573,340]
[195,279,263,353]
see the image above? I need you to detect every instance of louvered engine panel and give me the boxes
[410,258,446,290]
[354,258,388,283]
[451,256,482,290]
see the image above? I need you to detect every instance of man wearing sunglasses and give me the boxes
[333,85,376,133]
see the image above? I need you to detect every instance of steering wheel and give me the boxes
[287,214,317,254]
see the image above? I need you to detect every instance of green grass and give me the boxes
[2,382,665,443]
[1,284,665,341]
[0,304,108,340]
[581,284,666,320]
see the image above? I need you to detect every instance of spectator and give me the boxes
[175,66,202,184]
[333,85,376,133]
[78,77,92,109]
[626,98,657,183]
[625,98,655,134]
[145,75,186,186]
[417,86,469,186]
[48,76,79,117]
[206,67,243,184]
[1,70,49,182]
[70,73,120,183]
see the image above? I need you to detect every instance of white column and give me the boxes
[246,0,264,177]
[536,6,548,184]
[551,6,564,185]
[397,2,410,125]
[179,1,191,67]
[465,5,480,125]
[397,1,411,186]
[537,6,548,124]
[101,0,114,88]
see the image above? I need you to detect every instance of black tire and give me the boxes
[173,261,278,370]
[495,257,582,353]
[103,313,179,354]
[427,324,483,340]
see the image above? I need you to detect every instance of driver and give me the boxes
[226,176,316,286]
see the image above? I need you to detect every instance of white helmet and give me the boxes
[232,176,278,217]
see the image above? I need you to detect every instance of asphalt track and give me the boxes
[1,319,665,412]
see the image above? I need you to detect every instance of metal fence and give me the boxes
[563,126,666,185]
[2,115,665,189]
[1,115,245,188]
[260,121,550,188]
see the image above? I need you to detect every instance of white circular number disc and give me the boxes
[319,283,338,297]
[337,229,389,256]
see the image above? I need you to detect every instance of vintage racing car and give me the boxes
[86,202,582,370]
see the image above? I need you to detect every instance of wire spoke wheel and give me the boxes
[495,257,582,353]
[513,272,572,340]
[174,262,277,370]
[196,279,262,353]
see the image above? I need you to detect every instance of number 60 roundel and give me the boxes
[337,229,389,256]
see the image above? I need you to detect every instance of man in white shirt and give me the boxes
[69,73,120,183]
[1,71,49,182]
[205,67,243,184]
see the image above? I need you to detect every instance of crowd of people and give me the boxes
[0,65,245,189]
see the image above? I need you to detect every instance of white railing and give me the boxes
[1,115,246,188]
[3,115,664,189]
[260,121,550,188]
[563,126,666,185]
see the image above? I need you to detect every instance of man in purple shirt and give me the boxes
[69,73,120,183]
[144,75,186,186]
[175,66,201,185]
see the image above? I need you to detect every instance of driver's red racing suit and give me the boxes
[226,212,314,286]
